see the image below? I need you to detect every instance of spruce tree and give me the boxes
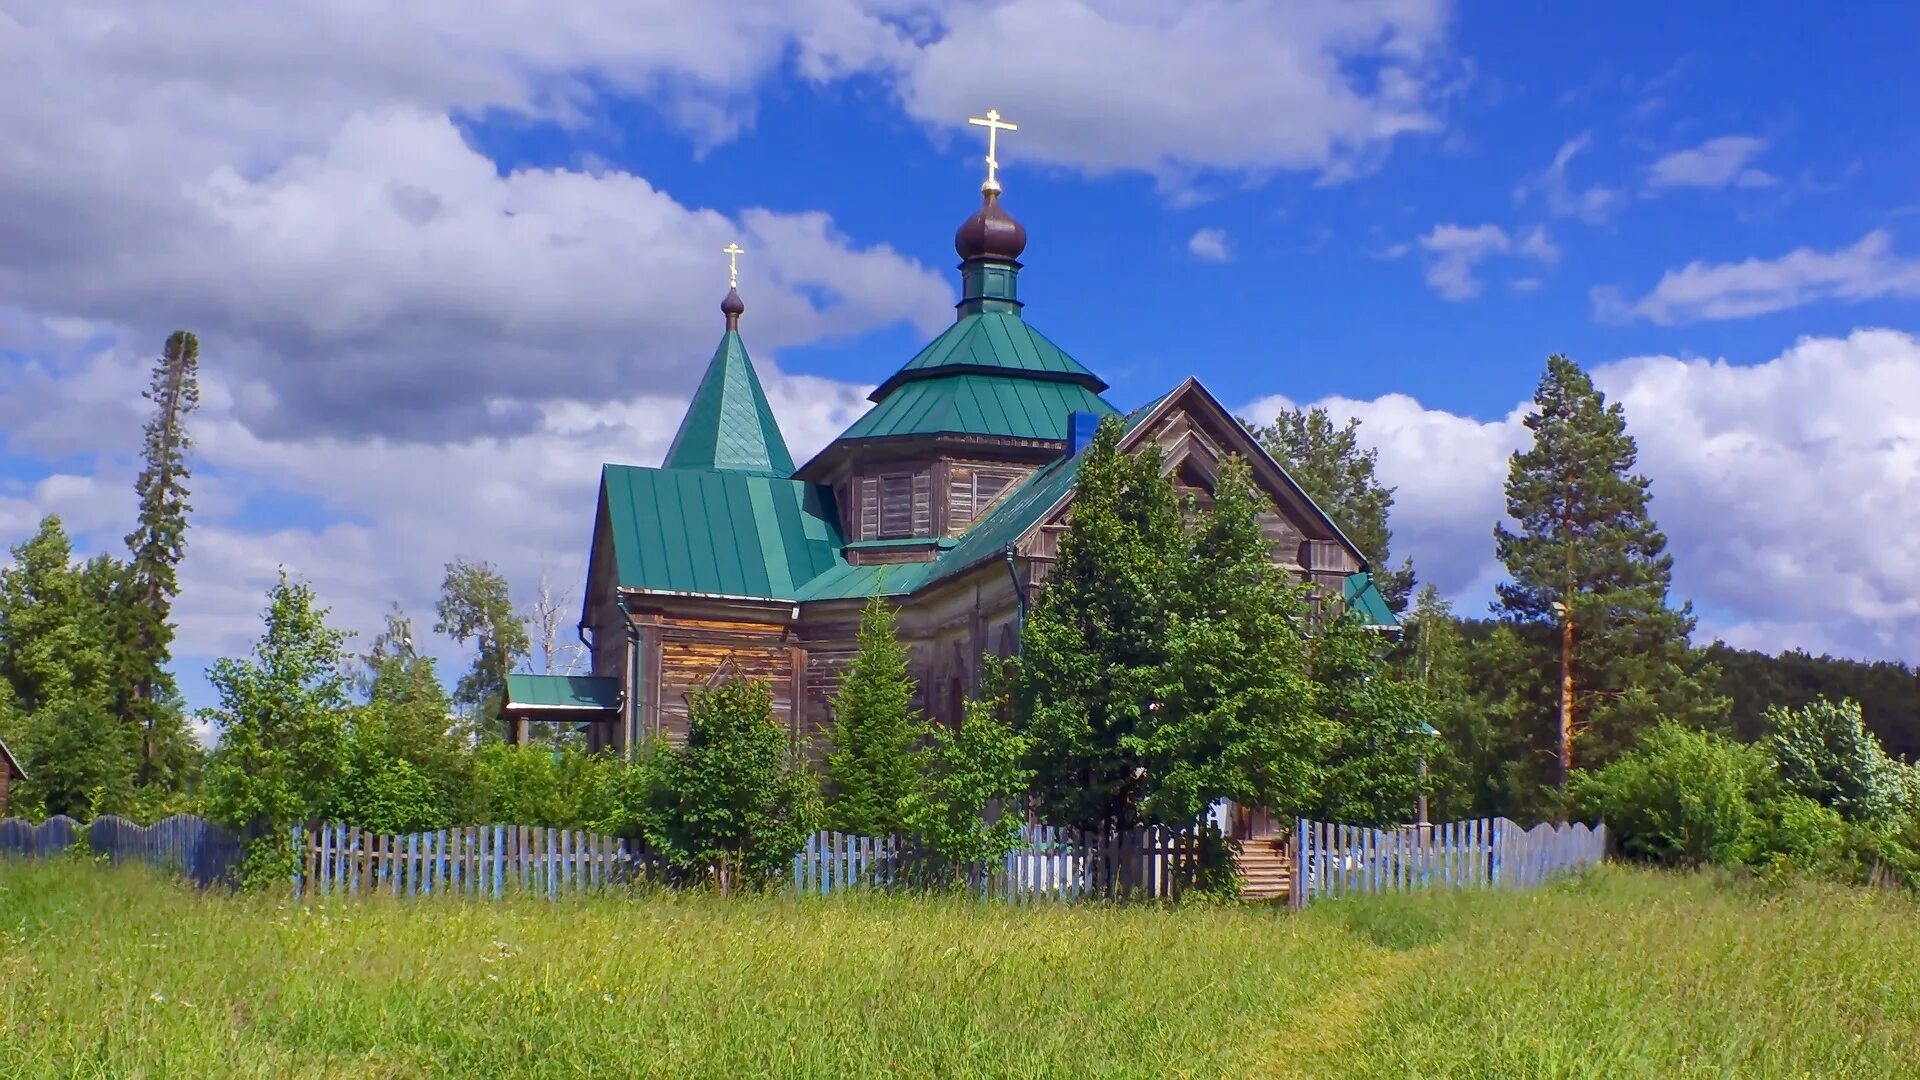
[1252,406,1414,612]
[1495,355,1724,792]
[123,330,200,784]
[823,593,925,836]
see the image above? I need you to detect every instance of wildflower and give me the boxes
[151,992,166,1004]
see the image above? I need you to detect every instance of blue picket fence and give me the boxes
[293,823,640,899]
[1291,817,1607,907]
[0,814,244,887]
[792,823,1208,902]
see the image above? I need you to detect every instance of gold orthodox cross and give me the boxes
[967,108,1019,192]
[723,242,744,288]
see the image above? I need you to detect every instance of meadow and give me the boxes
[1,861,1916,1078]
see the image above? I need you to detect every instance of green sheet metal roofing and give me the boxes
[0,734,23,778]
[601,465,844,600]
[867,311,1108,399]
[660,328,796,475]
[1342,572,1400,629]
[503,674,622,712]
[838,372,1117,443]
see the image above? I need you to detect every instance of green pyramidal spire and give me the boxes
[661,286,795,476]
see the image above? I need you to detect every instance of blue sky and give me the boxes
[2,1,1918,717]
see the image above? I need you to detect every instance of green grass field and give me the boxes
[1,861,1915,1078]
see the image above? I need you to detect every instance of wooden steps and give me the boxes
[1234,836,1292,904]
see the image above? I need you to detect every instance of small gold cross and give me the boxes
[722,242,745,288]
[967,108,1019,193]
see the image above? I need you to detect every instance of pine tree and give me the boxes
[434,559,530,727]
[1495,355,1724,792]
[823,594,925,835]
[122,330,200,784]
[1252,406,1414,612]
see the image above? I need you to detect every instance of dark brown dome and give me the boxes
[954,191,1027,262]
[720,286,745,318]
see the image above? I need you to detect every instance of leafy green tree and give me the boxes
[1766,699,1903,827]
[1495,354,1725,791]
[823,594,926,835]
[202,574,351,886]
[435,558,530,726]
[640,679,818,892]
[1137,455,1328,825]
[0,517,134,818]
[121,330,200,785]
[1306,611,1430,826]
[903,692,1032,883]
[1251,406,1414,612]
[1394,587,1486,819]
[1012,418,1185,831]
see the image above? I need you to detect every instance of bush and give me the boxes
[472,743,618,829]
[618,679,818,893]
[1766,698,1904,826]
[902,694,1032,883]
[1571,722,1767,867]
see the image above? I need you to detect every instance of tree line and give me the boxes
[3,335,1916,892]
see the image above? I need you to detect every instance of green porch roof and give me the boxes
[0,734,22,779]
[503,674,621,713]
[1342,572,1400,630]
[838,373,1118,443]
[601,465,846,600]
[661,328,795,476]
[868,311,1107,400]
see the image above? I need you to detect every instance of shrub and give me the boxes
[823,594,925,836]
[1571,722,1767,867]
[472,743,618,829]
[902,693,1032,884]
[631,679,819,893]
[1765,698,1904,826]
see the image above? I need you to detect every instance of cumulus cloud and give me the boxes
[1594,230,1920,324]
[1246,329,1920,662]
[1,330,875,665]
[894,0,1452,186]
[1412,224,1557,300]
[1515,133,1621,224]
[1645,135,1776,191]
[1188,228,1232,263]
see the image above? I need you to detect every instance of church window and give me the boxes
[863,469,934,539]
[947,465,1025,534]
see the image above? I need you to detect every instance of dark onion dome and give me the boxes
[954,189,1027,262]
[721,285,745,328]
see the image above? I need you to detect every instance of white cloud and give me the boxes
[1515,133,1621,224]
[1245,329,1920,662]
[1,333,875,667]
[1595,230,1920,324]
[893,0,1452,186]
[1646,135,1776,191]
[1411,224,1557,301]
[1188,228,1232,263]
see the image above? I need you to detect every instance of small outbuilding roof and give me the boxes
[0,735,24,780]
[502,674,622,715]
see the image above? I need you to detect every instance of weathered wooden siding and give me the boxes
[654,616,794,745]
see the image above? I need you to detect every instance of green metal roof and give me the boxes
[503,674,621,712]
[661,328,795,475]
[869,311,1108,399]
[601,465,845,600]
[793,561,935,601]
[839,373,1118,443]
[1342,572,1400,630]
[0,734,22,779]
[924,394,1168,588]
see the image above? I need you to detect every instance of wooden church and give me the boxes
[500,117,1396,752]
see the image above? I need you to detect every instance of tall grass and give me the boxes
[1,861,1915,1078]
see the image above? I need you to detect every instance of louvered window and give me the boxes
[947,466,1023,534]
[877,473,915,538]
